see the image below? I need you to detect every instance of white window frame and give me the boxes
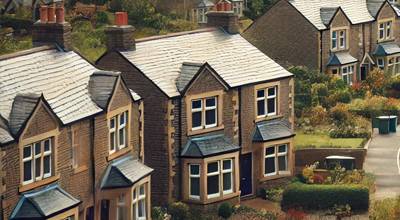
[191,97,218,130]
[118,112,127,149]
[116,194,126,220]
[207,161,220,199]
[189,164,201,200]
[191,99,203,131]
[138,185,146,220]
[257,86,278,118]
[222,159,233,195]
[341,65,354,85]
[108,111,129,155]
[331,31,338,50]
[198,8,206,23]
[339,30,346,49]
[277,144,290,175]
[264,147,277,176]
[22,145,33,185]
[377,58,385,69]
[132,184,146,220]
[379,20,393,41]
[264,144,290,177]
[43,139,52,178]
[34,142,42,181]
[109,117,117,154]
[204,97,217,128]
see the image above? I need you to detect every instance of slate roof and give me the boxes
[320,7,339,25]
[373,42,400,56]
[198,0,215,7]
[88,71,120,109]
[327,51,358,66]
[181,134,241,158]
[101,155,153,189]
[176,62,203,92]
[366,0,400,17]
[8,94,40,136]
[289,0,375,30]
[253,118,295,142]
[9,184,80,219]
[0,127,13,144]
[121,28,293,98]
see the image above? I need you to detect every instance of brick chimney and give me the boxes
[105,12,136,51]
[32,3,72,50]
[207,1,239,34]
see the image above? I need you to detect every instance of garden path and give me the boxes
[364,127,400,199]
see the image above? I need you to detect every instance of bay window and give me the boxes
[222,159,233,194]
[207,162,220,198]
[116,194,126,220]
[191,96,218,130]
[189,164,200,199]
[387,56,400,75]
[264,144,289,177]
[377,58,385,69]
[256,86,277,117]
[132,184,147,220]
[205,159,234,199]
[197,8,206,23]
[109,111,128,154]
[23,138,52,185]
[341,65,354,85]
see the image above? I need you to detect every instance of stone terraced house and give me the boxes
[96,10,295,209]
[0,8,153,220]
[244,0,400,85]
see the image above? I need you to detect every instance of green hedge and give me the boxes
[281,183,369,211]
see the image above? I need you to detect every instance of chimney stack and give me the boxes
[32,3,71,50]
[105,12,136,51]
[207,1,239,34]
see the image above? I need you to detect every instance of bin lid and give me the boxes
[377,116,390,119]
[325,155,355,160]
[389,115,398,118]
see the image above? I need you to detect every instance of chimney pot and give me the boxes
[56,6,65,24]
[39,6,48,23]
[47,5,55,23]
[216,3,223,11]
[206,11,239,34]
[115,12,128,26]
[224,2,232,11]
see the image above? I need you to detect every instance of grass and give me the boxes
[294,132,366,149]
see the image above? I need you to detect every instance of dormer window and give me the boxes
[378,20,393,41]
[109,111,128,154]
[331,29,347,50]
[22,138,53,185]
[191,97,217,130]
[197,8,207,23]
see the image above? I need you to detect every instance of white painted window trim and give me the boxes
[116,194,126,220]
[331,31,338,50]
[138,185,146,220]
[22,145,33,185]
[266,87,277,116]
[204,97,217,128]
[34,142,42,181]
[207,161,221,199]
[222,159,233,195]
[43,139,52,178]
[256,89,266,117]
[191,99,203,130]
[339,30,346,49]
[257,86,278,117]
[189,164,201,200]
[118,112,127,150]
[264,147,277,176]
[109,117,117,154]
[341,65,354,85]
[277,144,290,175]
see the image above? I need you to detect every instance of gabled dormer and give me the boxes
[375,1,397,43]
[325,7,351,52]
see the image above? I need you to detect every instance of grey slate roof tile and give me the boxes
[327,51,358,66]
[176,62,203,92]
[181,134,241,158]
[121,28,293,97]
[129,89,141,101]
[289,0,375,30]
[253,118,295,142]
[0,127,13,144]
[8,94,40,135]
[10,184,80,219]
[88,71,119,109]
[373,42,400,56]
[101,155,153,189]
[198,0,214,7]
[320,7,339,25]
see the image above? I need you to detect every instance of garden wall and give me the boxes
[295,148,367,171]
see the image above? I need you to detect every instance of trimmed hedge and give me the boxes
[281,183,369,211]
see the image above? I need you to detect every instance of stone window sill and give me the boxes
[19,174,60,193]
[187,125,224,136]
[107,147,131,161]
[254,114,283,123]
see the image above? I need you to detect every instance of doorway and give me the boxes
[240,153,253,196]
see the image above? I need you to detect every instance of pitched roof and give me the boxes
[320,7,339,25]
[176,62,203,92]
[253,118,295,142]
[366,0,400,17]
[327,51,358,66]
[120,28,293,97]
[181,134,241,158]
[88,71,120,109]
[101,155,153,189]
[288,0,375,30]
[8,94,40,136]
[197,0,215,7]
[10,184,80,219]
[373,42,400,56]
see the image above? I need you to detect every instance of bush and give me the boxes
[328,125,370,138]
[233,205,277,220]
[281,182,369,211]
[218,202,233,219]
[370,197,400,220]
[168,202,190,220]
[95,11,109,24]
[308,106,328,126]
[329,104,351,126]
[152,206,166,220]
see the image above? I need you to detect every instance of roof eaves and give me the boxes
[0,45,56,61]
[136,28,218,43]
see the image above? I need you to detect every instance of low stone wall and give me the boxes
[295,148,367,172]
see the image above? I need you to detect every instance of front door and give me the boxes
[360,64,369,81]
[100,200,110,220]
[240,153,253,196]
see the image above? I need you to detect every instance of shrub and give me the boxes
[281,182,369,211]
[301,162,319,184]
[233,205,277,220]
[329,104,351,126]
[308,106,328,126]
[168,202,190,220]
[313,174,324,184]
[95,11,109,24]
[328,125,370,139]
[370,197,400,220]
[218,202,233,219]
[286,208,307,220]
[152,206,166,220]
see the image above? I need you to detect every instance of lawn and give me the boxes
[294,132,366,149]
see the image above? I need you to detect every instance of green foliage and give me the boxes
[329,204,352,218]
[218,202,233,219]
[362,68,388,96]
[370,197,400,220]
[151,206,167,220]
[0,33,32,56]
[95,11,109,24]
[244,0,276,20]
[311,83,328,106]
[168,202,190,220]
[329,103,351,126]
[0,15,32,31]
[259,187,283,201]
[233,205,277,220]
[281,182,369,211]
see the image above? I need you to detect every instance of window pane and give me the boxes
[223,160,231,170]
[190,165,200,175]
[190,177,200,196]
[110,132,115,151]
[278,145,287,153]
[110,118,115,128]
[268,87,275,96]
[120,113,125,125]
[34,143,41,155]
[119,128,125,147]
[44,139,50,152]
[35,157,41,178]
[192,100,202,109]
[265,147,275,156]
[267,98,275,114]
[265,157,276,174]
[257,100,265,116]
[205,97,216,107]
[257,90,264,98]
[205,109,216,125]
[23,146,31,158]
[223,173,232,191]
[138,199,145,217]
[192,112,202,128]
[23,161,32,181]
[207,175,219,195]
[278,155,288,171]
[44,155,51,175]
[208,162,218,173]
[140,185,145,195]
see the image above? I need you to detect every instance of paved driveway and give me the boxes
[364,128,400,199]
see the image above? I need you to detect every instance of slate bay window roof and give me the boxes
[101,155,153,189]
[181,134,241,158]
[197,0,215,8]
[253,118,295,142]
[327,52,358,66]
[119,28,293,98]
[10,184,80,220]
[373,42,400,56]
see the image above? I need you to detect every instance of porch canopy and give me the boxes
[327,51,358,66]
[253,118,295,142]
[10,184,80,220]
[373,42,400,56]
[181,134,241,158]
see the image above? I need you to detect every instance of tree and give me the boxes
[244,0,275,20]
